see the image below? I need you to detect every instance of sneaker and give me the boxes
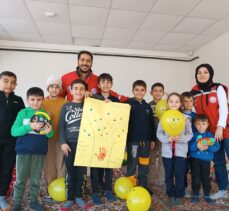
[210,190,228,200]
[10,204,21,211]
[191,195,200,204]
[175,198,182,205]
[43,195,56,204]
[184,188,191,198]
[75,197,90,209]
[60,200,74,211]
[105,191,117,202]
[0,196,11,211]
[204,196,215,205]
[168,197,176,206]
[92,193,102,205]
[29,202,45,211]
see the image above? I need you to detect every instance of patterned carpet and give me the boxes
[4,166,229,211]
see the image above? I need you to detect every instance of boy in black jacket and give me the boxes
[126,80,156,191]
[0,71,25,211]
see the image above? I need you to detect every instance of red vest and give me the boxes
[61,70,128,102]
[192,84,229,138]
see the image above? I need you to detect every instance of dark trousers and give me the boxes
[91,168,113,193]
[65,142,86,199]
[190,158,211,196]
[162,156,186,198]
[0,140,16,196]
[126,141,151,187]
[184,158,190,188]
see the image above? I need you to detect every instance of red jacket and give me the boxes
[191,83,229,138]
[61,70,128,102]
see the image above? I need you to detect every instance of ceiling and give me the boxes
[1,0,229,53]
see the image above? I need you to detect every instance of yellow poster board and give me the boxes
[74,98,130,168]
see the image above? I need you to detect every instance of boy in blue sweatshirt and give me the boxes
[126,80,156,190]
[189,114,220,204]
[10,87,53,211]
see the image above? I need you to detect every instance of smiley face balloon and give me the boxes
[126,186,151,211]
[155,99,168,119]
[161,110,185,136]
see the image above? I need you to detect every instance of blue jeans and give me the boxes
[213,138,229,190]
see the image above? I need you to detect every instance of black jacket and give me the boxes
[126,98,155,143]
[0,91,25,142]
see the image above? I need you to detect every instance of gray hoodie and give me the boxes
[59,102,83,144]
[157,114,193,158]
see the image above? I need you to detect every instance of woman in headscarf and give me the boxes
[191,63,229,200]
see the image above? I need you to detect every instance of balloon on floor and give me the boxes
[114,177,134,199]
[126,186,151,211]
[48,177,66,202]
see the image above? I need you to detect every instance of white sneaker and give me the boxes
[185,188,191,198]
[210,190,228,200]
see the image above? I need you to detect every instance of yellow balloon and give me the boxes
[127,186,151,211]
[155,99,168,119]
[48,177,66,202]
[114,177,134,199]
[161,110,185,136]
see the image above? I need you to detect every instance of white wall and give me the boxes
[192,31,229,87]
[0,41,193,103]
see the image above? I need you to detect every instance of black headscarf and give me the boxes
[195,63,214,90]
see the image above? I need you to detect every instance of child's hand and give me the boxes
[173,136,180,142]
[151,141,155,150]
[104,99,112,103]
[30,122,44,131]
[197,142,203,150]
[168,137,174,143]
[43,123,52,134]
[202,144,208,151]
[61,144,71,156]
[84,91,92,98]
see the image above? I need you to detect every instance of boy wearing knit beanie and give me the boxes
[43,75,68,203]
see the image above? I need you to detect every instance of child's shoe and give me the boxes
[10,204,21,211]
[210,190,228,200]
[168,197,176,206]
[105,190,117,202]
[191,195,200,204]
[60,200,74,211]
[184,188,191,198]
[43,195,56,204]
[75,197,90,209]
[92,193,102,205]
[29,202,45,211]
[0,196,11,211]
[175,197,182,205]
[204,196,215,205]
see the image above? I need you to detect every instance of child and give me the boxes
[126,80,156,191]
[189,114,220,204]
[10,87,53,211]
[43,75,68,202]
[0,71,25,211]
[181,92,196,124]
[157,93,193,206]
[90,73,118,205]
[181,91,196,198]
[148,83,165,189]
[59,79,90,210]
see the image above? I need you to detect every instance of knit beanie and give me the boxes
[195,63,214,90]
[46,74,62,91]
